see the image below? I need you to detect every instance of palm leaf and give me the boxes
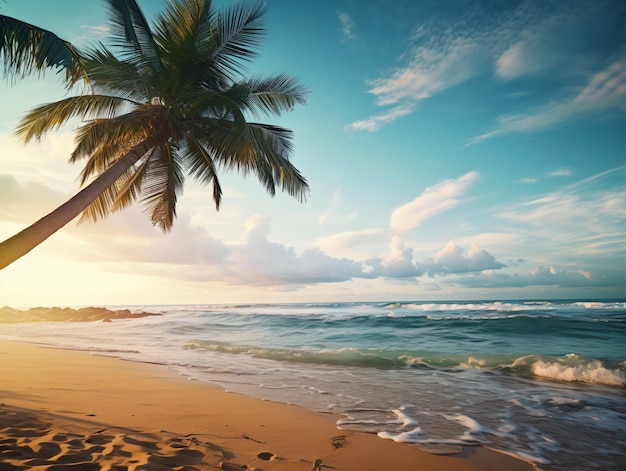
[78,143,152,223]
[235,74,308,117]
[78,165,138,223]
[0,14,87,85]
[16,94,133,143]
[192,117,257,171]
[140,143,185,230]
[212,1,266,81]
[105,0,164,76]
[153,0,215,92]
[71,116,148,167]
[82,45,149,101]
[248,123,308,201]
[184,134,223,209]
[109,154,149,212]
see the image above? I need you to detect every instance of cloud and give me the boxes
[453,265,615,289]
[0,175,68,225]
[4,166,620,294]
[471,55,626,143]
[338,12,358,45]
[365,238,504,279]
[423,241,505,274]
[547,168,573,177]
[318,189,358,225]
[364,236,423,278]
[74,24,110,44]
[0,132,79,190]
[495,43,540,80]
[344,4,509,131]
[347,0,626,133]
[495,165,626,264]
[390,171,479,232]
[2,172,505,287]
[347,26,490,131]
[345,104,415,132]
[80,24,110,36]
[318,227,388,257]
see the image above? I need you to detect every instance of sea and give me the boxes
[1,299,625,470]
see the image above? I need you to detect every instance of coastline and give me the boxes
[0,339,535,470]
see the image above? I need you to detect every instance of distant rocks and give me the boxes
[0,306,162,323]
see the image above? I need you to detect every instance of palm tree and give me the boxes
[0,0,308,270]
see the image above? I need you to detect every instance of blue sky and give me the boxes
[1,0,625,306]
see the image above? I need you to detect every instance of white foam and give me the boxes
[531,360,625,386]
[502,355,534,368]
[546,396,580,406]
[460,357,486,368]
[378,426,425,442]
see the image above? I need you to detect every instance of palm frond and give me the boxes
[191,117,257,171]
[105,0,164,76]
[154,0,208,50]
[212,1,266,81]
[71,116,148,167]
[247,122,309,202]
[190,117,308,201]
[184,134,222,209]
[109,155,149,212]
[153,0,215,92]
[235,74,308,117]
[78,143,154,223]
[82,45,149,101]
[0,14,87,85]
[16,94,133,143]
[140,143,185,230]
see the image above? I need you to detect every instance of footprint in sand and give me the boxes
[256,451,276,460]
[331,435,346,449]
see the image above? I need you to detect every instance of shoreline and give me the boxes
[0,339,535,470]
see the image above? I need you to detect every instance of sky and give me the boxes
[0,0,625,307]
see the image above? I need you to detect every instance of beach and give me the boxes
[0,339,535,471]
[1,301,624,469]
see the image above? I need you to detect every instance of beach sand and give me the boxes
[0,340,534,471]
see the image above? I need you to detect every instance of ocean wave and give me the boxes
[185,341,399,369]
[383,300,626,314]
[531,360,625,386]
[424,313,538,321]
[184,340,625,387]
[383,302,530,312]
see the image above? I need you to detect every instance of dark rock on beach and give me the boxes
[0,306,161,323]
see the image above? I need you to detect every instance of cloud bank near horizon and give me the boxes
[2,167,620,293]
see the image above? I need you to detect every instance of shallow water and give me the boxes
[2,299,625,470]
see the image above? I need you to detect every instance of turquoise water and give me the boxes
[2,299,625,470]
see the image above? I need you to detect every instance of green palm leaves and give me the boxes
[0,15,87,85]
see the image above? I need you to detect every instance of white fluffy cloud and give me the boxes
[423,241,505,274]
[390,171,479,232]
[318,227,388,257]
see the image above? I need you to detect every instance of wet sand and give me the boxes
[0,340,534,470]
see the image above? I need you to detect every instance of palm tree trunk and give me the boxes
[0,138,156,270]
